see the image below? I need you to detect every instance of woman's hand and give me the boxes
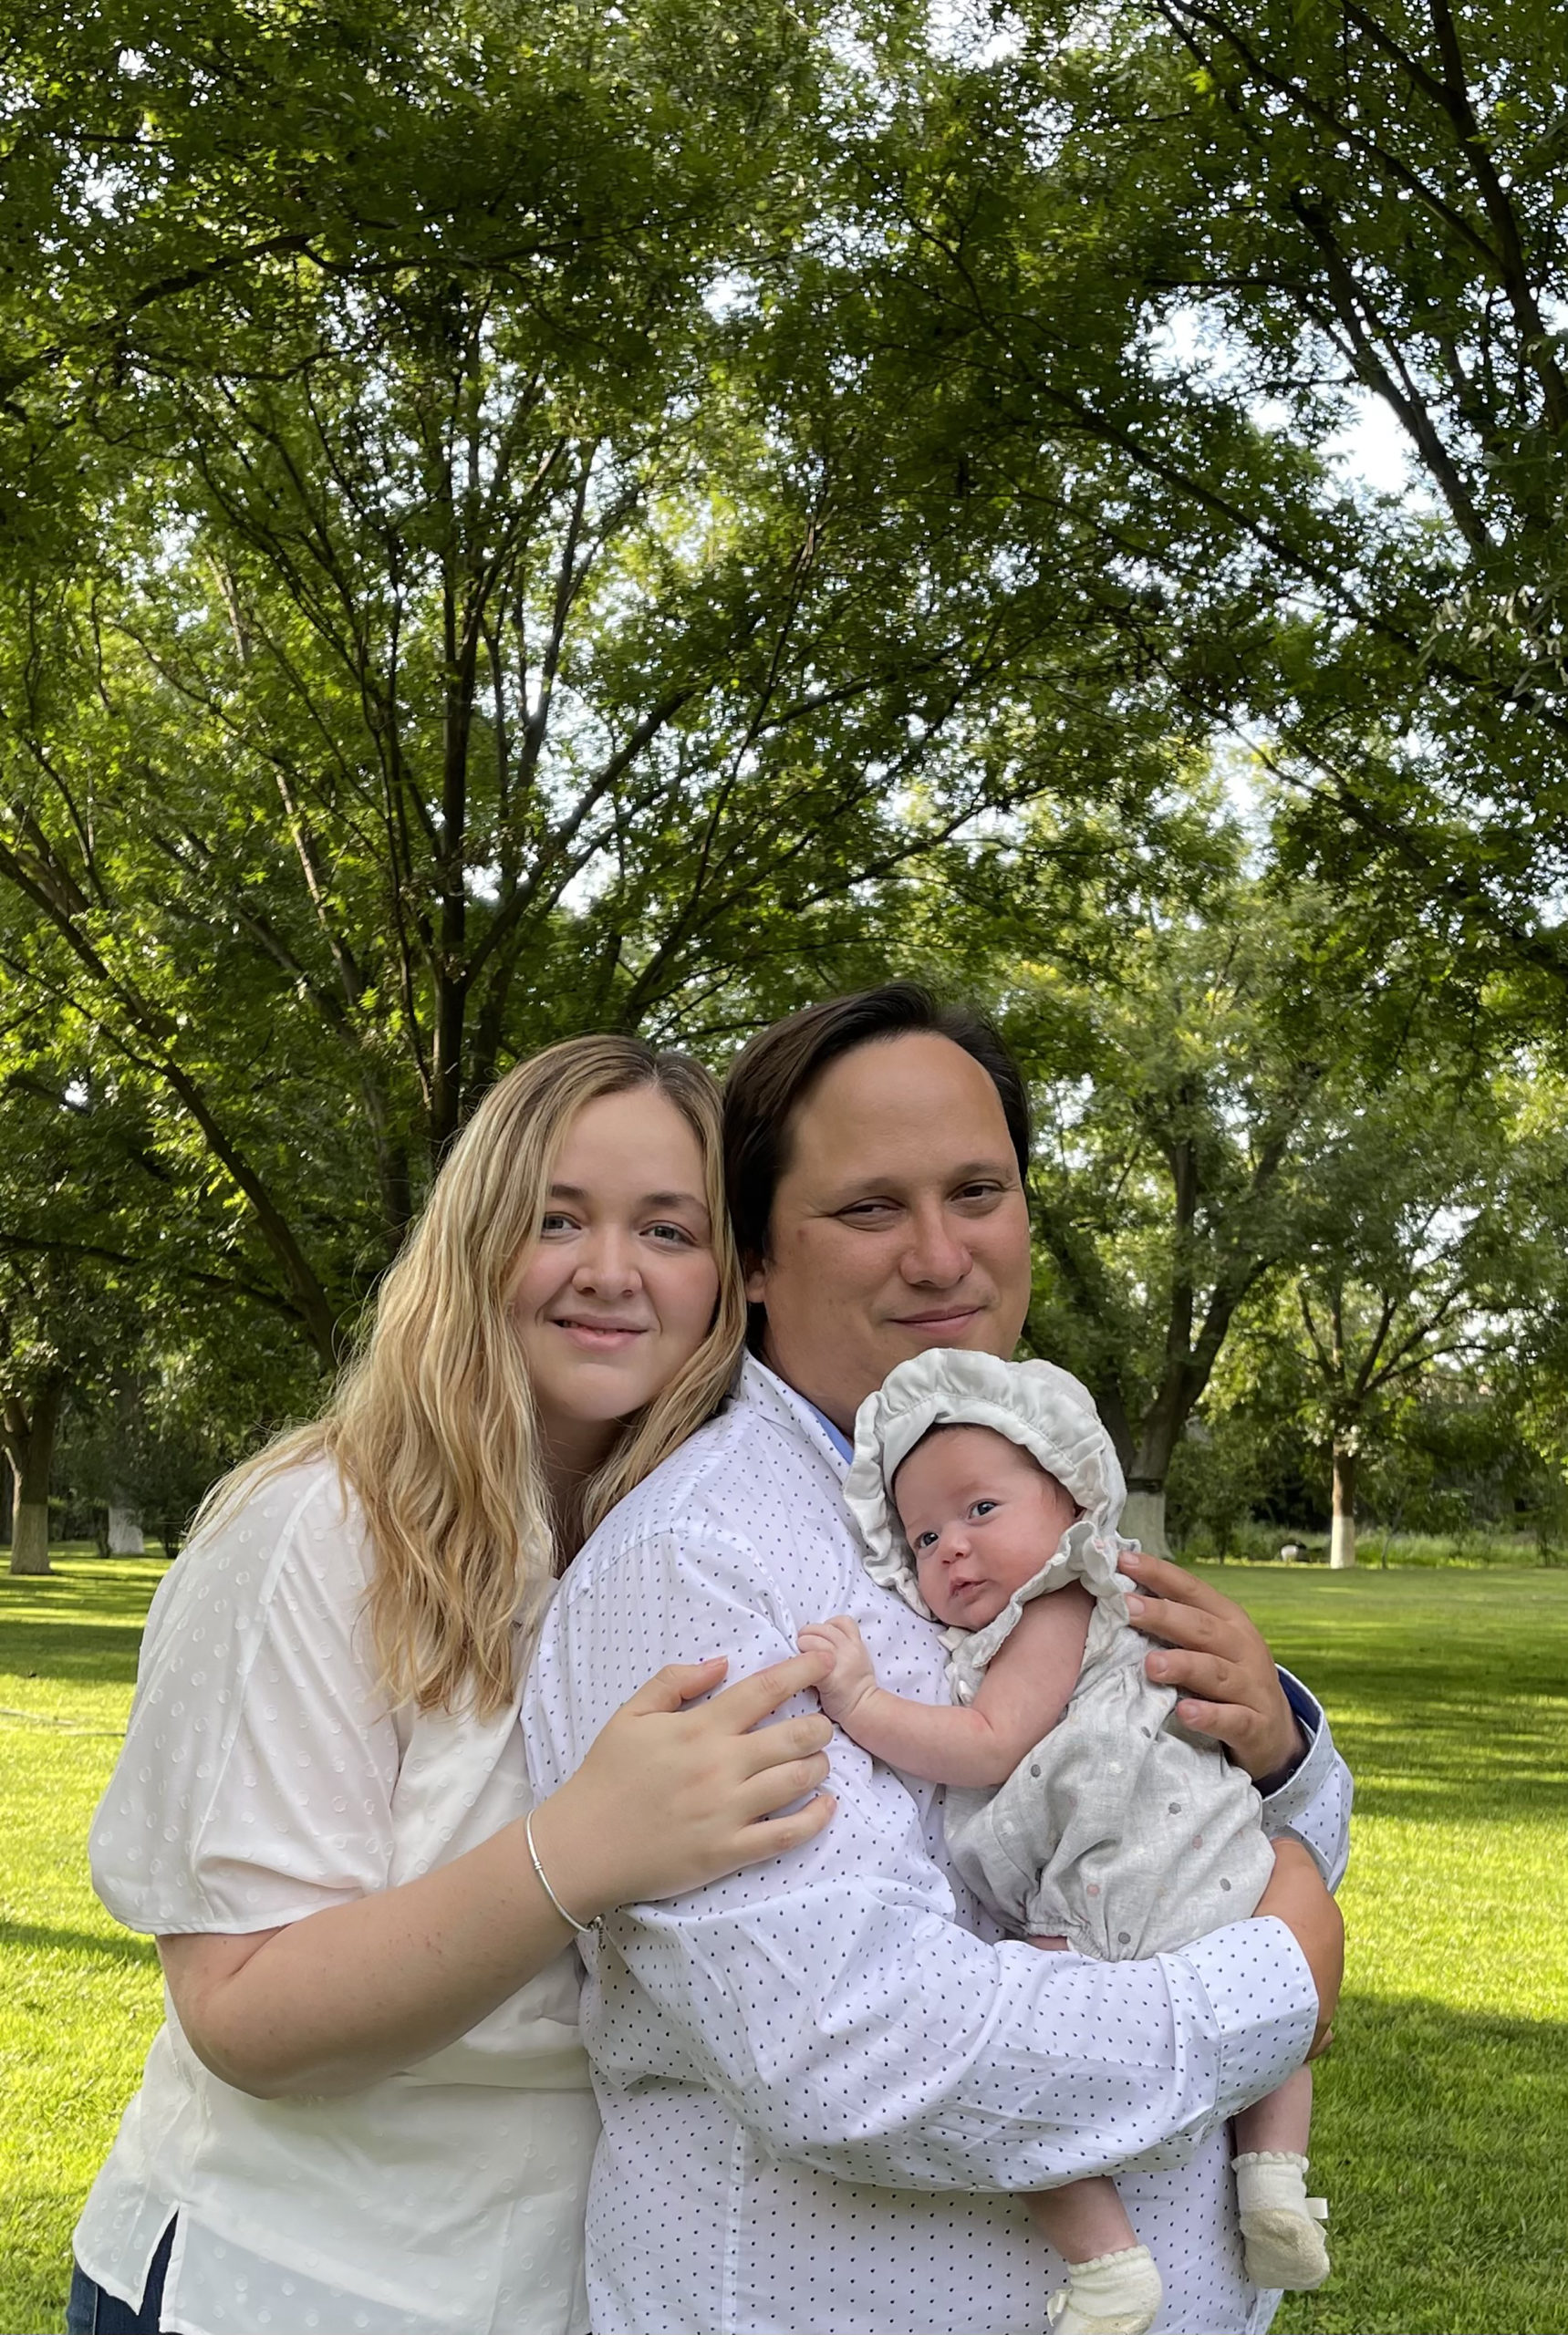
[1254,1839,1343,2054]
[1119,1550,1303,1783]
[527,1651,836,1925]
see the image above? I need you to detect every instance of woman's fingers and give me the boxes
[733,1712,834,1773]
[702,1648,831,1733]
[730,1790,837,1863]
[617,1656,731,1715]
[738,1750,834,1819]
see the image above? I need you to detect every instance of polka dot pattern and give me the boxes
[525,1359,1346,2334]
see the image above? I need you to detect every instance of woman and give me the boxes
[72,1036,836,2335]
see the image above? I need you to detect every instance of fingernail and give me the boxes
[1124,1595,1145,1617]
[1147,1653,1168,1677]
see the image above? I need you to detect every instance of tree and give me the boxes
[824,5,1568,1012]
[0,0,1204,1363]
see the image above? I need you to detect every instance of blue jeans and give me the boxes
[66,2221,174,2335]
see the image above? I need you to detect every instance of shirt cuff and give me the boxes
[1258,1666,1351,1888]
[1177,1915,1319,2122]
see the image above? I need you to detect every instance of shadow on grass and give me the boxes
[0,1620,149,1692]
[1,1919,157,1968]
[1281,1988,1568,2333]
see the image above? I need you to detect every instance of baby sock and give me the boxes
[1232,2151,1330,2290]
[1044,2243,1162,2335]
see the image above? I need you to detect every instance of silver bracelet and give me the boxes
[524,1808,597,1935]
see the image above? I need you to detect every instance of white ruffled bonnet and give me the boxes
[842,1348,1137,1695]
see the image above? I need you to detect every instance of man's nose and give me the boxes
[899,1203,971,1287]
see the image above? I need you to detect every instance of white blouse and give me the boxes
[77,1460,596,2335]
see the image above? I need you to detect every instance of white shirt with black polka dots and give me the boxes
[524,1358,1351,2335]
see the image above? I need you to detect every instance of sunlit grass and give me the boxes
[1,1558,168,2335]
[1203,1565,1568,2334]
[2,1557,1564,2332]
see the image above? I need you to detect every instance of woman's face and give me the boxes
[511,1085,722,1456]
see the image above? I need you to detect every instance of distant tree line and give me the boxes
[4,0,1567,1571]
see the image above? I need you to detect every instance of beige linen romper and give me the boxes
[843,1351,1275,1959]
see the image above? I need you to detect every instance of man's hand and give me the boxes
[1118,1551,1303,1785]
[798,1615,880,1730]
[1254,1839,1344,2054]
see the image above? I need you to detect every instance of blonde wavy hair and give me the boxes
[202,1037,746,1718]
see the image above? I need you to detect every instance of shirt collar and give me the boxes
[802,1399,854,1464]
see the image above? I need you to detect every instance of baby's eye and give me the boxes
[912,1530,939,1552]
[971,1500,998,1519]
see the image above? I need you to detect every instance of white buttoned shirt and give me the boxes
[524,1357,1350,2335]
[78,1460,596,2335]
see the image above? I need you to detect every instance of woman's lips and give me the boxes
[552,1319,648,1351]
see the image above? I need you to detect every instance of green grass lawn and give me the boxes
[2,1556,1565,2334]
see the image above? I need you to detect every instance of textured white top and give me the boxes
[524,1356,1348,2335]
[77,1459,596,2335]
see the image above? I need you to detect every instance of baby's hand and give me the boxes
[796,1615,879,1728]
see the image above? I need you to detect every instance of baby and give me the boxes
[800,1349,1330,2335]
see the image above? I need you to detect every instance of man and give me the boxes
[524,985,1347,2335]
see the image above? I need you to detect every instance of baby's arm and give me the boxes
[798,1586,1094,1788]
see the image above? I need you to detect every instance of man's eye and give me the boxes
[840,1199,898,1221]
[955,1181,1006,1207]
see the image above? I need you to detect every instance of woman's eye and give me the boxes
[539,1213,576,1236]
[647,1221,696,1246]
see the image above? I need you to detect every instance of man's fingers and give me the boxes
[1124,1593,1229,1653]
[1168,1696,1251,1747]
[1144,1646,1242,1703]
[1119,1550,1231,1614]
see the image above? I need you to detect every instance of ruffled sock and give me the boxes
[1044,2243,1162,2335]
[1232,2150,1330,2289]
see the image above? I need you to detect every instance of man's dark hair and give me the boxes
[722,982,1032,1283]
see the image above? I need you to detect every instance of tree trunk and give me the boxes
[1121,1485,1170,1559]
[7,1375,64,1576]
[108,1500,146,1555]
[1330,1438,1357,1569]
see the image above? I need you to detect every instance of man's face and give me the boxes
[746,1033,1033,1431]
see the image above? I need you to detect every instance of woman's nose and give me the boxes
[574,1231,640,1293]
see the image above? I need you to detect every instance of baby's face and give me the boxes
[894,1425,1079,1630]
